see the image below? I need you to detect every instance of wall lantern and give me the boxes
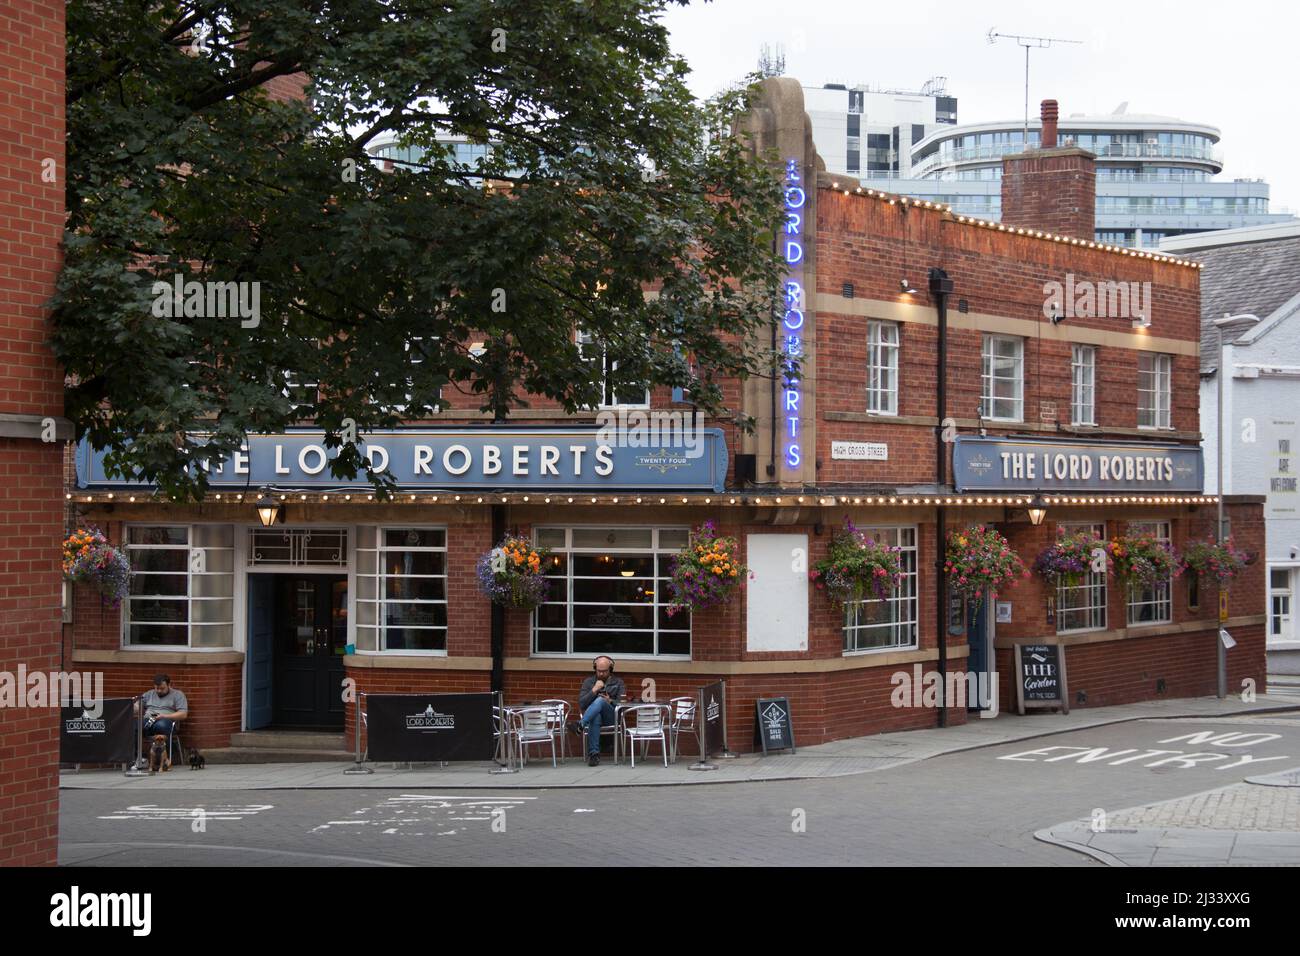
[255,490,283,527]
[1027,496,1048,526]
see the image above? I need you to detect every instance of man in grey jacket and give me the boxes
[578,656,625,766]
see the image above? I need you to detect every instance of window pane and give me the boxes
[571,528,653,550]
[384,528,446,549]
[128,527,187,546]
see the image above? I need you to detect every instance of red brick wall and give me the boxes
[1001,148,1097,240]
[0,0,65,866]
[88,663,243,752]
[813,189,1201,491]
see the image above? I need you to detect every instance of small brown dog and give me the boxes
[148,734,171,773]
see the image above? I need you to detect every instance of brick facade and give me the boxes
[0,0,65,866]
[62,76,1267,764]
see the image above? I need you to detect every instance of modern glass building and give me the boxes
[810,101,1295,248]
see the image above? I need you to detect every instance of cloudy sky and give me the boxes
[660,0,1300,213]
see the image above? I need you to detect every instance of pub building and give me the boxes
[64,84,1266,756]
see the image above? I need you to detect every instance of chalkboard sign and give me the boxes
[1014,644,1069,715]
[754,697,796,754]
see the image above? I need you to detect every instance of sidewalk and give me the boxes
[1036,766,1300,866]
[60,689,1300,792]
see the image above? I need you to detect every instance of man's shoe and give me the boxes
[587,753,600,767]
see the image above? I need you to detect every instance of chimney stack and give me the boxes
[1000,99,1095,240]
[1040,99,1058,149]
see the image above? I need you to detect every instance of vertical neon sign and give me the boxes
[783,159,805,471]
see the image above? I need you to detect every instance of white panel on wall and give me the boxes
[746,533,809,652]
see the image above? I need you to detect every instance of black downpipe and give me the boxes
[490,503,505,693]
[929,267,952,728]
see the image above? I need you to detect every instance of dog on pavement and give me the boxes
[189,748,205,770]
[148,734,171,773]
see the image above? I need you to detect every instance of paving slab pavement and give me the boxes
[60,689,1300,792]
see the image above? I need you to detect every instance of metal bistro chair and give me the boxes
[512,706,559,768]
[492,706,518,769]
[667,697,697,764]
[622,703,670,768]
[540,699,570,763]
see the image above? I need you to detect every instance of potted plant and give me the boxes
[62,526,130,607]
[810,518,904,606]
[665,520,748,617]
[1180,537,1248,585]
[476,535,551,610]
[1033,528,1104,587]
[944,525,1027,613]
[1107,533,1180,588]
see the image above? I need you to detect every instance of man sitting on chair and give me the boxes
[134,673,189,754]
[578,656,625,767]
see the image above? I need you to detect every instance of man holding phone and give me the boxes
[578,656,625,766]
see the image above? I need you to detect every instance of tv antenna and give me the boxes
[987,29,1083,144]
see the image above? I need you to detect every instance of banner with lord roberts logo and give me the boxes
[59,699,136,764]
[953,437,1203,493]
[365,693,495,762]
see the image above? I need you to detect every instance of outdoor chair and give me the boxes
[667,696,697,763]
[622,703,670,768]
[540,699,570,763]
[512,706,559,768]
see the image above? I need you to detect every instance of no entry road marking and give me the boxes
[998,728,1290,770]
[98,804,273,821]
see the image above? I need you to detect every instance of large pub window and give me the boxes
[1056,522,1107,634]
[843,526,918,652]
[355,527,448,652]
[125,524,234,648]
[533,527,690,657]
[1126,520,1173,625]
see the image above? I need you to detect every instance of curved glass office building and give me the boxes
[804,86,1295,248]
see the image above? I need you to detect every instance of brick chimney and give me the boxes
[1001,99,1095,240]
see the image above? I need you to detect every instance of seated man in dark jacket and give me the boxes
[578,656,625,766]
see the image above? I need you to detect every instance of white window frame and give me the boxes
[1137,353,1172,430]
[866,320,900,415]
[576,330,650,409]
[1270,567,1294,642]
[355,525,449,655]
[531,526,691,659]
[1070,345,1096,426]
[842,526,919,654]
[378,336,443,417]
[1055,522,1107,634]
[124,524,235,649]
[1126,520,1173,626]
[981,333,1024,422]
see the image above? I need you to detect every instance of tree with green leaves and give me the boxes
[54,0,787,499]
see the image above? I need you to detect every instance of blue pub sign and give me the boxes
[76,427,730,493]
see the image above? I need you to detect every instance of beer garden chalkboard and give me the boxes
[1014,644,1069,714]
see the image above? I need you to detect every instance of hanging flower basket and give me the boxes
[62,526,130,607]
[1180,537,1247,585]
[1107,533,1180,588]
[945,525,1027,614]
[1033,528,1104,587]
[476,535,551,610]
[810,518,904,606]
[666,520,747,617]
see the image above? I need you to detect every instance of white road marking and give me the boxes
[98,804,272,821]
[311,794,534,837]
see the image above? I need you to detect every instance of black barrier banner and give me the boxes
[59,699,136,764]
[365,693,495,762]
[699,681,725,758]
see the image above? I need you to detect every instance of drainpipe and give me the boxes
[929,267,953,727]
[490,506,505,693]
